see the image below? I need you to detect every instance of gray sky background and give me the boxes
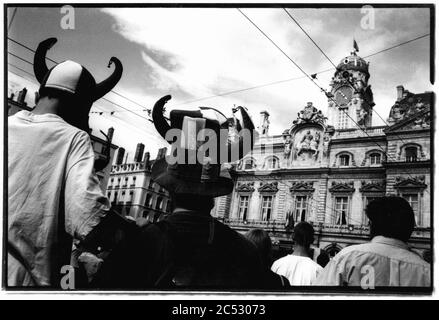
[7,6,432,161]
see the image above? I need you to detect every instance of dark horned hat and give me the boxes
[151,95,257,197]
[33,37,123,132]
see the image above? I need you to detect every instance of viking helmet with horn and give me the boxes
[151,95,258,197]
[33,37,123,132]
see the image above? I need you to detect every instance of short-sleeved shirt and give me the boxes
[8,111,109,286]
[271,254,322,286]
[314,236,431,287]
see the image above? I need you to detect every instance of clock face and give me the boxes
[335,86,353,106]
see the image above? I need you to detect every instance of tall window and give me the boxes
[402,193,420,225]
[370,153,381,165]
[261,196,273,221]
[338,108,349,129]
[113,192,118,204]
[144,194,152,208]
[294,196,308,222]
[238,195,249,220]
[339,155,350,166]
[335,197,349,225]
[156,197,163,210]
[405,147,418,162]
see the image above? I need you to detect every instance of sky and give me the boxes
[7,6,432,161]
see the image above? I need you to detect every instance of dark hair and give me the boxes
[366,196,415,242]
[171,193,215,212]
[293,222,315,249]
[38,87,91,130]
[245,229,272,269]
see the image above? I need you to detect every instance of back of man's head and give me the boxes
[171,193,215,212]
[293,222,315,249]
[366,196,415,242]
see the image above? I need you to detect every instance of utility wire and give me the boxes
[283,8,337,68]
[7,37,150,113]
[280,9,425,152]
[237,8,431,196]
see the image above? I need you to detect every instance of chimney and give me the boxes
[259,110,270,136]
[17,87,28,105]
[116,147,125,165]
[107,127,114,143]
[143,152,151,170]
[396,85,404,101]
[134,143,145,162]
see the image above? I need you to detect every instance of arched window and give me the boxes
[369,153,381,165]
[405,146,418,162]
[244,159,256,170]
[339,154,350,166]
[265,157,279,170]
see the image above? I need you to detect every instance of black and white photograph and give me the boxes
[3,2,435,299]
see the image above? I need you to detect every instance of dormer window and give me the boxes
[370,153,381,165]
[244,159,256,170]
[265,157,279,170]
[405,146,418,162]
[339,154,350,166]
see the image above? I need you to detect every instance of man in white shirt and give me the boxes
[8,37,123,287]
[271,222,322,285]
[314,197,430,287]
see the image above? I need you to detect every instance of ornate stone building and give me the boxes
[212,51,432,259]
[106,146,171,221]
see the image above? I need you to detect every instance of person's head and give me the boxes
[33,37,122,132]
[366,196,415,242]
[37,87,92,132]
[293,222,315,250]
[245,229,272,268]
[171,193,215,212]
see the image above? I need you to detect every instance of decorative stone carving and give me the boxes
[394,176,427,189]
[329,181,355,193]
[292,102,327,127]
[258,181,279,193]
[236,182,255,193]
[290,181,315,193]
[359,181,386,193]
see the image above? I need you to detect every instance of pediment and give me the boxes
[258,182,279,193]
[236,182,255,192]
[290,181,315,193]
[360,181,385,193]
[329,181,355,193]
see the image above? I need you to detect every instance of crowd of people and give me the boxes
[7,37,431,290]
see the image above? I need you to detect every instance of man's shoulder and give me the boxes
[334,241,429,268]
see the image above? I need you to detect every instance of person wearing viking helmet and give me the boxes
[93,96,264,289]
[8,37,123,287]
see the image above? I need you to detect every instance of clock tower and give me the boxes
[327,49,375,129]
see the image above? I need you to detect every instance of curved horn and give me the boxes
[93,57,123,101]
[227,106,258,162]
[152,95,172,142]
[33,37,57,83]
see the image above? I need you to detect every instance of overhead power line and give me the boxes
[237,8,431,196]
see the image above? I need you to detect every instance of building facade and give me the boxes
[106,146,171,221]
[213,51,432,259]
